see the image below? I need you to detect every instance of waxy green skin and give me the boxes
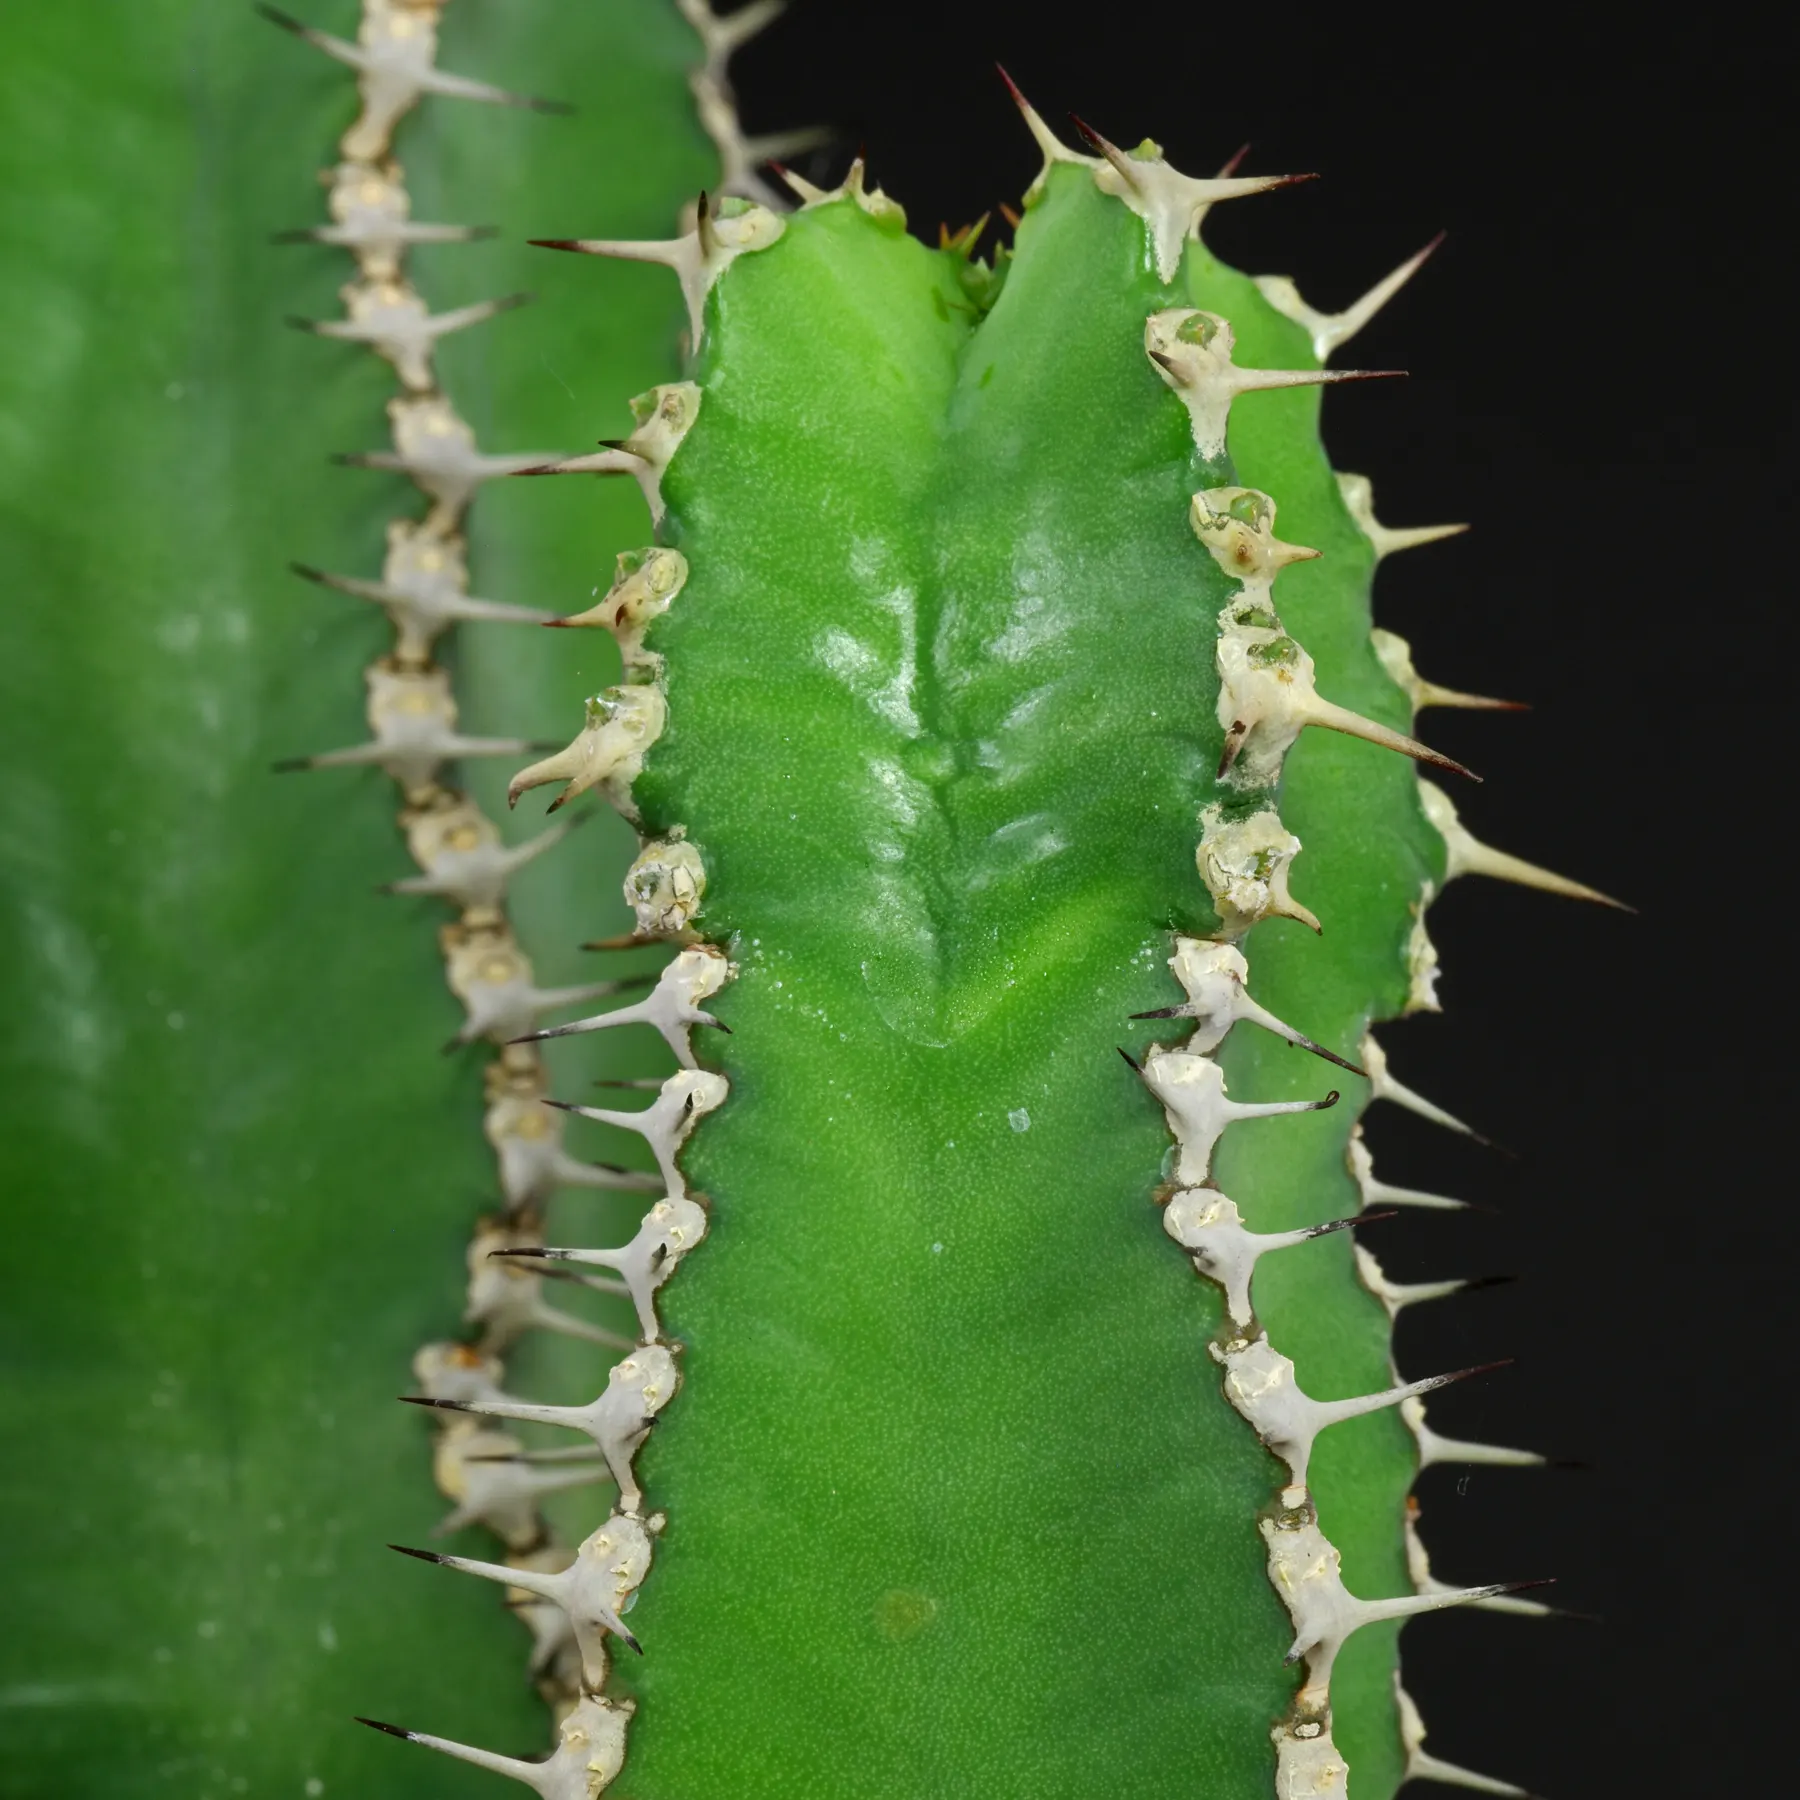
[0,4,710,1793]
[611,167,1441,1795]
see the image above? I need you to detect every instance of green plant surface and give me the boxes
[0,4,712,1794]
[596,164,1443,1796]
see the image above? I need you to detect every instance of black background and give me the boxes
[732,5,1786,1794]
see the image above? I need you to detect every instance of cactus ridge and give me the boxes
[264,0,804,1766]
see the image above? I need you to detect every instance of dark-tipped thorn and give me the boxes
[620,1628,644,1656]
[289,561,328,585]
[542,1097,582,1115]
[1283,1032,1367,1077]
[270,756,311,774]
[399,1394,471,1413]
[1444,1357,1515,1387]
[1423,744,1481,783]
[1462,1273,1519,1294]
[1127,1004,1187,1021]
[1318,1090,1341,1109]
[270,228,314,244]
[526,96,576,117]
[1217,722,1247,779]
[354,1716,415,1741]
[529,238,589,254]
[1498,1577,1558,1598]
[255,3,305,33]
[388,1543,447,1565]
[999,202,1022,230]
[1147,349,1180,377]
[995,64,1030,111]
[710,1019,734,1034]
[1307,1208,1397,1238]
[1115,1046,1142,1074]
[596,437,628,451]
[1218,143,1251,178]
[285,314,320,333]
[1548,1457,1593,1473]
[1067,115,1134,183]
[489,1245,551,1259]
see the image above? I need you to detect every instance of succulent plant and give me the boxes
[1,5,1649,1797]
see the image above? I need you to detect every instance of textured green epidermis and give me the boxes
[1192,248,1447,1793]
[615,166,1435,1795]
[0,3,708,1793]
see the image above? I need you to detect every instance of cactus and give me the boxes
[0,6,1628,1798]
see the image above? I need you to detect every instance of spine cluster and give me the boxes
[267,0,798,1786]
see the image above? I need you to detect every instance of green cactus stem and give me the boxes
[0,1,802,1791]
[359,88,1622,1797]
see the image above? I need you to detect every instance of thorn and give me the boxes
[1217,719,1247,779]
[1216,143,1251,178]
[253,2,305,32]
[1306,698,1480,782]
[1336,470,1469,561]
[999,202,1022,230]
[1439,1357,1515,1387]
[354,1717,415,1741]
[1115,1046,1142,1074]
[1419,780,1633,911]
[1362,1032,1499,1149]
[1068,115,1139,191]
[1305,1208,1397,1237]
[772,162,830,204]
[387,1544,446,1565]
[1277,1031,1365,1077]
[398,1394,469,1413]
[1256,232,1447,363]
